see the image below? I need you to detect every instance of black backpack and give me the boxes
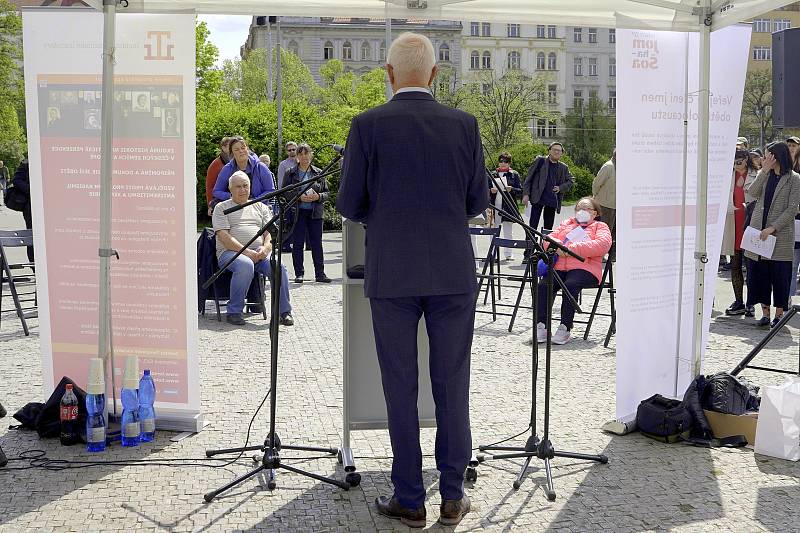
[636,394,693,443]
[701,372,752,415]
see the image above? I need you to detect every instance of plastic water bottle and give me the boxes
[59,384,80,446]
[121,357,140,447]
[138,370,156,442]
[85,358,107,452]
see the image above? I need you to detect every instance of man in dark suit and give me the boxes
[337,32,488,528]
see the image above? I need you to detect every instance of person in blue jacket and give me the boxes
[212,137,275,208]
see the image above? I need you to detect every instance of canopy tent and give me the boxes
[76,0,790,402]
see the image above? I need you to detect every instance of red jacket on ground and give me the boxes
[544,218,612,283]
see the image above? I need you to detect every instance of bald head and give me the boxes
[386,32,438,92]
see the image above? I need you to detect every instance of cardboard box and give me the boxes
[703,409,759,446]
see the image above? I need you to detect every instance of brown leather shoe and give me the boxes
[375,496,426,528]
[439,494,470,526]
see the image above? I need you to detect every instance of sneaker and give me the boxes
[771,316,783,328]
[536,322,547,343]
[756,316,770,327]
[552,324,571,345]
[315,275,332,283]
[744,306,755,318]
[279,313,294,326]
[294,276,304,283]
[226,313,246,326]
[725,301,746,316]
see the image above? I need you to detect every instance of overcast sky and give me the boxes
[198,15,252,66]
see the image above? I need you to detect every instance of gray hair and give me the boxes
[259,154,271,166]
[228,171,250,188]
[387,32,436,80]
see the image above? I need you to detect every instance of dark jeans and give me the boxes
[537,268,598,330]
[730,250,745,303]
[23,206,34,263]
[529,203,557,233]
[746,258,792,310]
[369,292,475,509]
[291,208,324,278]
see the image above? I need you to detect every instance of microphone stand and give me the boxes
[472,170,608,501]
[202,154,353,502]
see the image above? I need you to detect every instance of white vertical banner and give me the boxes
[23,10,201,430]
[615,25,751,420]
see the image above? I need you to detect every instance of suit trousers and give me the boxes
[368,292,476,509]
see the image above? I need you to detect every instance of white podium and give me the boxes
[339,219,436,476]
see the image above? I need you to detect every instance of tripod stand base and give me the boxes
[478,435,608,501]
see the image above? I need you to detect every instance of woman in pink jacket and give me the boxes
[536,197,613,345]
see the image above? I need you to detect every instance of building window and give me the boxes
[574,89,583,109]
[753,46,771,61]
[573,27,582,42]
[609,28,616,43]
[536,119,547,137]
[537,25,545,38]
[536,52,545,70]
[609,56,616,77]
[774,19,791,32]
[588,57,597,76]
[548,84,557,104]
[547,25,556,39]
[548,52,557,70]
[548,121,557,137]
[323,41,334,60]
[342,41,352,60]
[288,40,299,55]
[588,28,597,43]
[508,24,520,37]
[470,50,480,69]
[574,57,582,76]
[380,45,386,61]
[481,83,491,95]
[508,51,521,70]
[589,88,598,100]
[753,18,771,32]
[439,43,450,62]
[482,22,491,36]
[482,50,492,69]
[361,41,371,60]
[470,21,479,36]
[609,89,616,111]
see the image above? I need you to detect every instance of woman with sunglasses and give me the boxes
[723,149,758,316]
[489,152,522,260]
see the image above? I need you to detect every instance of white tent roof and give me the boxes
[96,0,792,31]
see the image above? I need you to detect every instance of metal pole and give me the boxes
[267,21,273,101]
[99,0,118,416]
[385,1,392,99]
[691,5,712,378]
[276,17,283,162]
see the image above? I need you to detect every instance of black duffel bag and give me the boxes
[701,372,751,415]
[636,394,693,443]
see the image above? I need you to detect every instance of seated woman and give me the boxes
[536,197,612,345]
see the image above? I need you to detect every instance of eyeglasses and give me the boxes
[734,159,746,165]
[287,148,297,152]
[499,159,511,164]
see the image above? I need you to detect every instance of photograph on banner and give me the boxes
[23,11,199,424]
[615,25,751,420]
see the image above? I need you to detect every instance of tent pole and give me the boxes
[276,17,283,162]
[691,3,713,379]
[674,33,690,397]
[99,0,118,416]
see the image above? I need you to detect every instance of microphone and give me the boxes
[328,144,345,155]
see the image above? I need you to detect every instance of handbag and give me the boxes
[636,394,693,443]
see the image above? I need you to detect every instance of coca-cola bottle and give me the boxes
[60,384,80,446]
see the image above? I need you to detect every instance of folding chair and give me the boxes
[475,237,537,332]
[581,257,616,341]
[0,229,37,336]
[471,226,501,304]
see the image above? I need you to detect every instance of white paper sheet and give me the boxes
[741,226,776,259]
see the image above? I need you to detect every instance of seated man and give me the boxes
[212,171,293,326]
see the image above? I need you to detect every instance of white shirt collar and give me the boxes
[394,86,432,95]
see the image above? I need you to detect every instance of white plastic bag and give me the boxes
[755,377,800,461]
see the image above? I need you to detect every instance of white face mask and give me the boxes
[575,210,592,224]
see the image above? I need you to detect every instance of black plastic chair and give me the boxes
[475,237,537,332]
[0,229,37,336]
[582,257,615,341]
[472,226,501,304]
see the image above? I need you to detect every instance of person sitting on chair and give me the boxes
[536,196,612,345]
[212,171,293,327]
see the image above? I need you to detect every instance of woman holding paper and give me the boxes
[535,197,612,345]
[743,141,800,328]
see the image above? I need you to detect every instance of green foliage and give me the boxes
[195,21,223,103]
[739,68,776,148]
[0,102,26,169]
[0,0,25,165]
[563,98,615,174]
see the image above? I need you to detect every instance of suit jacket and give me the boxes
[744,169,800,262]
[337,91,488,298]
[283,164,329,220]
[522,156,574,213]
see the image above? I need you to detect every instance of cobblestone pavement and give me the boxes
[1,207,799,532]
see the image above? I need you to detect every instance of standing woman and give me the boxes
[489,152,522,260]
[723,149,757,316]
[744,141,800,327]
[786,137,800,303]
[283,143,331,283]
